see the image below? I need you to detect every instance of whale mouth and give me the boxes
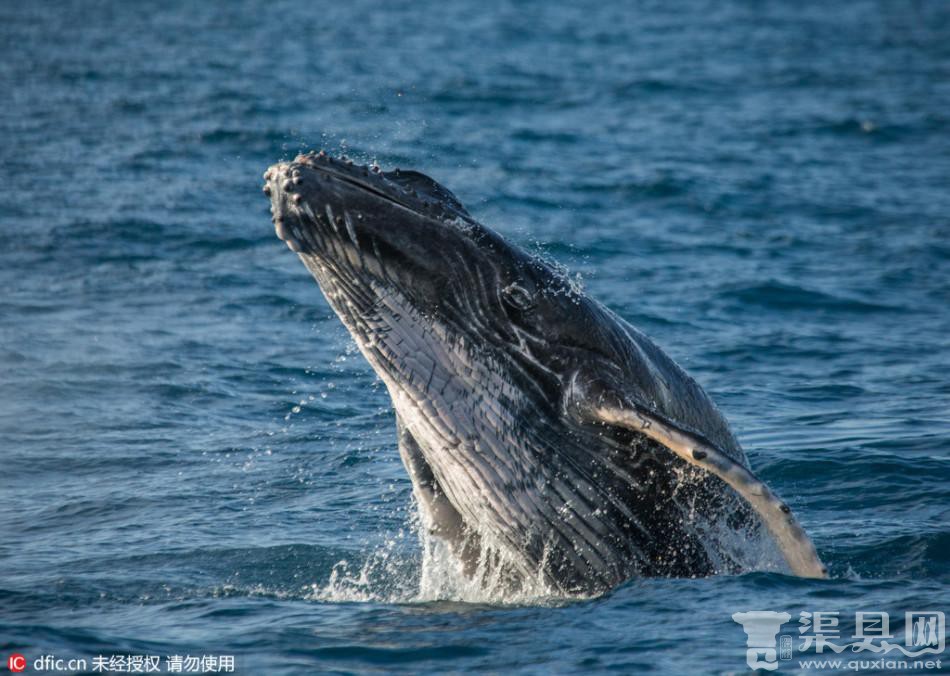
[271,152,422,215]
[262,151,474,255]
[259,150,501,359]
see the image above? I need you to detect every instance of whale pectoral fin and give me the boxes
[567,376,827,579]
[396,417,480,573]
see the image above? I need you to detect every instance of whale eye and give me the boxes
[501,283,535,312]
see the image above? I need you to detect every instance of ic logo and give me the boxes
[7,654,26,672]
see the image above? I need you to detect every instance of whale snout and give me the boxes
[262,152,476,256]
[262,160,305,251]
[262,151,374,253]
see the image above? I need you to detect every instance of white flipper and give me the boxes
[568,376,827,579]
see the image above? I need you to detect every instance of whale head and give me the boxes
[263,152,623,400]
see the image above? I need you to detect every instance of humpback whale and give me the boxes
[262,151,826,595]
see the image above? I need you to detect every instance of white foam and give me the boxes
[299,498,572,607]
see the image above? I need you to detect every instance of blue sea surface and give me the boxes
[2,1,948,673]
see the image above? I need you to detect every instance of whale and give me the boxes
[262,151,826,595]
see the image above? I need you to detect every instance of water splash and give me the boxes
[300,498,572,606]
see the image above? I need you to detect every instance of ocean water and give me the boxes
[2,0,949,673]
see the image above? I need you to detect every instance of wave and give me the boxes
[718,280,901,313]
